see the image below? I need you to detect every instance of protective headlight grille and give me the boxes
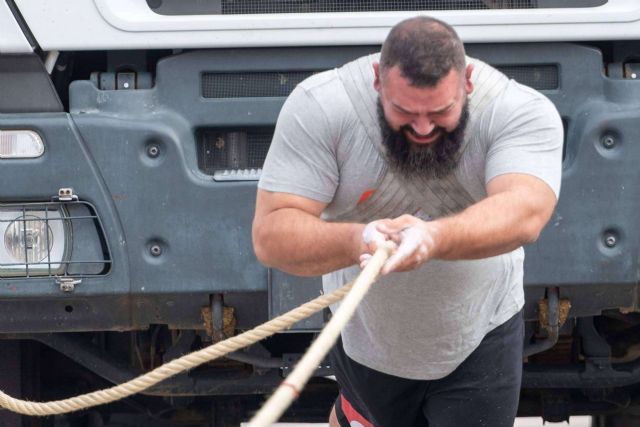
[0,201,111,279]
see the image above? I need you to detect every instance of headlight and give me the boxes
[0,130,45,159]
[0,207,70,277]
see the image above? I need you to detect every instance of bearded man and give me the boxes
[252,16,563,427]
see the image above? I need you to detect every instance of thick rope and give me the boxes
[248,243,393,426]
[0,246,391,417]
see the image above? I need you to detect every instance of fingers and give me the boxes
[362,221,387,246]
[381,227,421,274]
[360,217,435,274]
[381,226,433,275]
[375,215,417,233]
[359,253,372,269]
[360,221,388,270]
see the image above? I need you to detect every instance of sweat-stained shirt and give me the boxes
[258,53,563,380]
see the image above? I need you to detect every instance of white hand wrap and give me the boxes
[362,221,386,246]
[384,226,431,272]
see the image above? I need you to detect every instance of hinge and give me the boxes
[54,188,78,202]
[57,277,81,292]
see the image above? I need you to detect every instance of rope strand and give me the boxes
[0,246,391,419]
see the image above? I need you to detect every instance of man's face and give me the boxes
[373,64,473,179]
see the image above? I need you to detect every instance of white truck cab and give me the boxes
[1,1,640,426]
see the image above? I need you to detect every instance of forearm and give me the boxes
[252,207,364,276]
[432,188,551,260]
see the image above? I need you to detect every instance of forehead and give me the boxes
[380,66,463,109]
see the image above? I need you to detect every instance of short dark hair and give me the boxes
[380,16,466,87]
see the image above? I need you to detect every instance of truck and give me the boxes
[1,0,639,425]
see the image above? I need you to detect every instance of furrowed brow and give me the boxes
[431,102,455,114]
[393,102,455,115]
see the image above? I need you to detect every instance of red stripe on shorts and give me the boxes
[340,394,373,427]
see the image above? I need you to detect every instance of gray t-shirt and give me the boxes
[259,53,563,379]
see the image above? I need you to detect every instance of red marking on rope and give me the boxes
[280,381,301,399]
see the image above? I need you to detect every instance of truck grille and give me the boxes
[222,0,536,14]
[202,72,317,98]
[498,65,559,90]
[202,65,557,99]
[198,64,559,177]
[149,0,606,15]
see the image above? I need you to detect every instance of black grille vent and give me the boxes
[223,0,539,14]
[496,64,559,90]
[149,0,607,15]
[198,129,273,174]
[198,65,560,176]
[202,71,317,98]
[202,65,557,99]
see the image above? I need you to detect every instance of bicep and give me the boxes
[487,173,557,221]
[254,189,327,221]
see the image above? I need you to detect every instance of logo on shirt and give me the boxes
[357,189,376,205]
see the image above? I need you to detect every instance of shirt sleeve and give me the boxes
[258,84,339,203]
[483,81,564,198]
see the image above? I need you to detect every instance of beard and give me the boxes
[377,99,469,180]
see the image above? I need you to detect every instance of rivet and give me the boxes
[147,145,160,158]
[150,244,162,256]
[604,234,617,248]
[602,135,616,149]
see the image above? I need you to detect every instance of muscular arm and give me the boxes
[435,173,556,258]
[376,173,557,274]
[252,189,366,276]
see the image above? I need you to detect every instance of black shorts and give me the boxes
[331,310,524,427]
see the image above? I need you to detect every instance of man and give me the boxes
[252,16,562,427]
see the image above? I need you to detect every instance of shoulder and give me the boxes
[491,80,562,135]
[287,65,365,136]
[470,74,561,139]
[299,52,379,108]
[500,79,556,110]
[466,56,557,117]
[298,69,349,109]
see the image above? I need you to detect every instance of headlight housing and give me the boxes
[0,130,45,159]
[0,200,111,279]
[0,206,70,277]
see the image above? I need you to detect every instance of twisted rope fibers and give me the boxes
[0,246,392,419]
[248,244,393,426]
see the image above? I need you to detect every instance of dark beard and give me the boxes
[377,99,469,180]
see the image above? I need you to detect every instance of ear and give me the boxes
[373,62,382,93]
[464,63,474,95]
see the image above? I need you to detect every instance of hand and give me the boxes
[360,215,438,275]
[358,220,388,269]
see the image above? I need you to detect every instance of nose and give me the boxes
[410,116,435,136]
